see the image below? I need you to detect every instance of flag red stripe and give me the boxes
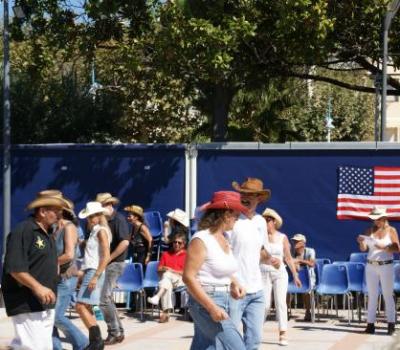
[375,166,400,171]
[375,175,400,179]
[375,184,400,188]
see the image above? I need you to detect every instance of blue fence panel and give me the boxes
[196,148,400,262]
[0,144,186,263]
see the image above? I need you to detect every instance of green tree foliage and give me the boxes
[2,1,393,143]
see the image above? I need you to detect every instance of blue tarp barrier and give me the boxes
[196,148,400,262]
[0,144,186,263]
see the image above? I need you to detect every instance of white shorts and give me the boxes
[10,309,55,350]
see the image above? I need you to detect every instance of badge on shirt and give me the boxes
[35,236,46,249]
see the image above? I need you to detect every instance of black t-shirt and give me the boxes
[1,217,58,316]
[108,211,130,263]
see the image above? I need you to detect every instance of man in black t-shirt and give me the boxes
[1,192,68,349]
[95,192,130,345]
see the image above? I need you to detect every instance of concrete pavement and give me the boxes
[0,307,397,350]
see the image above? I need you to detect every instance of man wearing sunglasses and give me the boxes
[147,233,187,322]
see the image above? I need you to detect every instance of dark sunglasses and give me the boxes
[173,241,184,245]
[265,217,275,222]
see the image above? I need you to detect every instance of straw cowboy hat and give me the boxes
[79,201,108,219]
[167,208,189,228]
[95,192,119,205]
[368,206,388,220]
[200,191,249,215]
[232,177,271,202]
[26,190,70,210]
[124,205,144,218]
[291,233,307,243]
[262,208,283,229]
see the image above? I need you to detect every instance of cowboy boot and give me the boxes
[388,322,396,335]
[364,323,375,334]
[85,325,104,350]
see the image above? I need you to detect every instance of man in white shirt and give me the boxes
[229,178,278,350]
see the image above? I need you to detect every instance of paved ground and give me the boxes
[0,307,398,350]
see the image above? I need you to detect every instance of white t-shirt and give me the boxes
[227,213,267,293]
[192,229,238,286]
[82,224,112,270]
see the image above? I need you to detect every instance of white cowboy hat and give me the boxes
[291,233,307,243]
[367,206,388,220]
[262,208,283,229]
[167,208,190,228]
[79,201,108,219]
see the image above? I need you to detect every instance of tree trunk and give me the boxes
[212,84,233,141]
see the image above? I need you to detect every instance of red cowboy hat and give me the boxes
[200,191,249,215]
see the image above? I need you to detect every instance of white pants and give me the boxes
[10,309,55,350]
[262,267,288,331]
[366,263,395,323]
[159,271,185,311]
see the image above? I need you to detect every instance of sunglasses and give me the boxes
[265,217,275,222]
[173,241,184,245]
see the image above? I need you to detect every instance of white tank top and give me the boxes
[367,230,393,261]
[82,224,112,270]
[261,231,285,272]
[192,229,238,286]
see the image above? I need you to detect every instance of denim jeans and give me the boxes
[229,290,265,350]
[188,292,246,350]
[53,277,88,350]
[100,261,126,336]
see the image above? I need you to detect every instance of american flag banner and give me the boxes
[337,165,400,220]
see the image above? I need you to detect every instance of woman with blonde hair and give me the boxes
[183,191,247,350]
[357,206,399,335]
[76,202,112,350]
[261,208,301,346]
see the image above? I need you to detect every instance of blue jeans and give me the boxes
[53,276,88,350]
[229,290,265,350]
[188,292,246,350]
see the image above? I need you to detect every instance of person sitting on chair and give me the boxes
[147,232,187,322]
[163,208,190,244]
[290,233,316,322]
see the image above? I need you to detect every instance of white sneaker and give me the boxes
[147,295,160,305]
[279,337,288,346]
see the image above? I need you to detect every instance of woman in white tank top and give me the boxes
[183,191,248,350]
[76,202,112,350]
[260,208,301,346]
[357,206,399,335]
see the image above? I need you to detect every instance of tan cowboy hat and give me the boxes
[291,233,307,243]
[368,206,388,220]
[167,208,190,227]
[232,177,271,202]
[79,201,108,219]
[124,205,144,218]
[262,208,283,229]
[95,192,119,205]
[26,190,70,211]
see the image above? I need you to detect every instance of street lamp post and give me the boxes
[2,0,11,264]
[381,0,400,141]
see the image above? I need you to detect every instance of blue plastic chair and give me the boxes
[144,211,163,238]
[334,262,365,322]
[115,263,145,320]
[287,267,315,323]
[349,252,368,263]
[315,258,331,286]
[143,261,160,289]
[316,264,352,324]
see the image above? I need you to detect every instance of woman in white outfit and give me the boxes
[357,206,399,335]
[261,208,301,346]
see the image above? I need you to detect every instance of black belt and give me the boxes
[367,259,393,266]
